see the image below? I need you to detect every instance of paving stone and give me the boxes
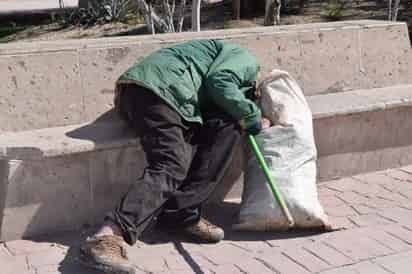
[380,178,412,192]
[348,214,395,227]
[350,204,379,215]
[135,257,168,273]
[328,216,357,229]
[373,250,412,274]
[257,250,310,274]
[322,230,393,260]
[212,264,241,274]
[27,249,67,268]
[385,169,412,182]
[353,172,393,185]
[400,165,412,174]
[375,190,411,205]
[227,241,272,254]
[325,178,364,192]
[319,260,390,274]
[0,244,12,258]
[338,191,371,205]
[33,265,62,274]
[266,236,312,249]
[324,204,359,217]
[379,207,412,226]
[235,258,274,274]
[351,180,388,195]
[155,269,211,274]
[318,187,341,197]
[179,242,206,253]
[126,244,180,273]
[163,253,193,271]
[128,243,178,258]
[188,253,218,270]
[196,244,251,265]
[360,228,412,252]
[303,242,353,267]
[4,240,58,256]
[282,246,330,272]
[319,195,346,207]
[400,189,412,199]
[362,197,400,209]
[0,255,32,274]
[382,224,412,244]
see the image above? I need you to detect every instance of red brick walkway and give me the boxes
[2,166,412,273]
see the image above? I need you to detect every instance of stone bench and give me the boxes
[1,20,411,241]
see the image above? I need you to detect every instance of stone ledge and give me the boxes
[0,20,406,55]
[0,119,140,160]
[1,84,412,161]
[307,84,412,119]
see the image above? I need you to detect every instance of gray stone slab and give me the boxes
[88,147,146,223]
[1,155,92,240]
[307,85,412,119]
[0,20,395,55]
[309,85,412,156]
[79,44,164,121]
[228,32,304,86]
[0,52,83,133]
[300,28,359,95]
[0,119,138,160]
[317,144,412,181]
[358,23,412,89]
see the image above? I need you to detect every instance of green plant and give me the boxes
[59,0,133,27]
[321,0,346,20]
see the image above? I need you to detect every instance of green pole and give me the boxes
[248,134,295,227]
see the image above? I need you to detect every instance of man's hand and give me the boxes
[261,117,272,130]
[239,117,272,135]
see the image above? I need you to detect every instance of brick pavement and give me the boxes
[2,166,412,274]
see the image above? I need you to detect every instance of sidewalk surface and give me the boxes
[2,166,412,274]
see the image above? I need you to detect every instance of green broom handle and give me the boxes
[248,134,295,227]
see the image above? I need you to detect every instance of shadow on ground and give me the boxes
[24,201,330,273]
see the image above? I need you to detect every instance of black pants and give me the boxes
[108,85,241,245]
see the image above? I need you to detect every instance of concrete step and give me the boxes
[1,84,412,241]
[309,84,412,181]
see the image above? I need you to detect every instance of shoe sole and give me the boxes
[79,252,136,274]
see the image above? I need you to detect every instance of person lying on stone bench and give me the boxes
[80,39,271,274]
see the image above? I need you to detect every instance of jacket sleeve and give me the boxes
[204,70,261,130]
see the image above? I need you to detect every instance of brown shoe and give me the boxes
[79,235,136,274]
[184,218,224,243]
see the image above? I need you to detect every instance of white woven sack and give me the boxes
[233,69,331,231]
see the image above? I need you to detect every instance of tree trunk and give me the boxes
[135,0,170,33]
[264,0,281,26]
[176,0,187,32]
[392,0,401,21]
[192,0,201,31]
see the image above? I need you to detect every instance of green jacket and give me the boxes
[115,39,261,129]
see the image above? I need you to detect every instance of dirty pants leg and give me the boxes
[108,86,241,245]
[157,114,242,228]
